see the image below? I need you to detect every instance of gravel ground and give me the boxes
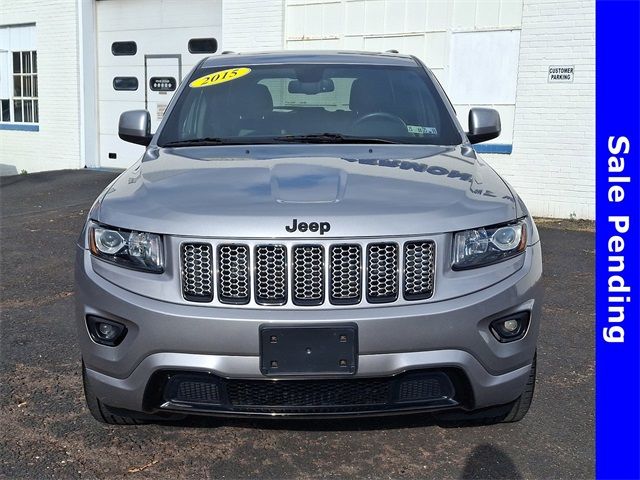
[0,170,594,479]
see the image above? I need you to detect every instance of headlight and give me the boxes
[452,219,527,269]
[89,222,164,273]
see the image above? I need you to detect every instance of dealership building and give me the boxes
[0,0,594,219]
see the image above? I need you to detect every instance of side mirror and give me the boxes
[118,110,152,146]
[466,108,501,144]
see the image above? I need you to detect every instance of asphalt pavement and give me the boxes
[0,170,594,479]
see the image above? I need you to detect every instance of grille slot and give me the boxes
[403,241,436,300]
[217,244,250,304]
[181,243,213,302]
[292,245,325,306]
[329,245,362,305]
[366,243,399,303]
[255,245,287,305]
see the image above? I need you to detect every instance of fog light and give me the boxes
[503,319,519,332]
[490,312,530,343]
[86,315,127,346]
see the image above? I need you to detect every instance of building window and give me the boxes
[188,38,218,54]
[0,24,38,129]
[1,99,10,122]
[112,41,137,56]
[113,77,139,91]
[11,51,39,123]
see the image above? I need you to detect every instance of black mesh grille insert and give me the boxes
[329,244,362,305]
[366,243,399,303]
[218,244,250,304]
[173,380,221,404]
[255,245,287,305]
[227,378,391,407]
[397,377,442,403]
[181,243,213,302]
[292,245,325,306]
[403,241,436,300]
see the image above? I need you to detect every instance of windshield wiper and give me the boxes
[161,137,230,147]
[272,133,397,144]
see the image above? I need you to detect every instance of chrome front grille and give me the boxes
[180,239,435,307]
[217,244,250,304]
[292,245,325,306]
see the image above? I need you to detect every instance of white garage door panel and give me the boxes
[96,0,222,168]
[448,30,520,147]
[98,27,221,69]
[99,133,145,169]
[97,0,222,31]
[344,1,365,35]
[448,30,521,105]
[99,101,145,136]
[98,66,146,101]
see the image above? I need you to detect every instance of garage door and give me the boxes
[96,0,222,169]
[284,0,523,152]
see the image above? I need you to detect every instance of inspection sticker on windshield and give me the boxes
[190,67,252,88]
[407,125,438,135]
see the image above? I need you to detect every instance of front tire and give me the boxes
[436,353,537,427]
[501,353,537,423]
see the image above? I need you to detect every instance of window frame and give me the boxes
[0,49,39,125]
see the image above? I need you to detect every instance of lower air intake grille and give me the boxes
[160,371,458,414]
[403,241,436,300]
[227,378,391,407]
[181,243,213,302]
[292,245,324,306]
[218,244,250,304]
[366,243,399,303]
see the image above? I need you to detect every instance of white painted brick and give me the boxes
[489,0,595,219]
[0,0,81,174]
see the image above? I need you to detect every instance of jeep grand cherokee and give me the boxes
[76,51,542,425]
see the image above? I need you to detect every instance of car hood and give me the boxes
[97,144,516,238]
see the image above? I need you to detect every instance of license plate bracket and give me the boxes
[259,324,358,376]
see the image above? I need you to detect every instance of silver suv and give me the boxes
[76,51,542,425]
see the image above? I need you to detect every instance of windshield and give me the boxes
[157,63,462,146]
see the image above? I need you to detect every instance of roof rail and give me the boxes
[385,49,399,53]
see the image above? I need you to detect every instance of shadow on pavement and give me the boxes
[156,410,443,431]
[462,444,523,479]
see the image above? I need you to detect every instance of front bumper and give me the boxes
[76,242,542,416]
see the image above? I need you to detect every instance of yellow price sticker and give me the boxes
[189,67,252,88]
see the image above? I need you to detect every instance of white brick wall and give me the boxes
[0,0,81,174]
[485,0,595,219]
[222,0,284,51]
